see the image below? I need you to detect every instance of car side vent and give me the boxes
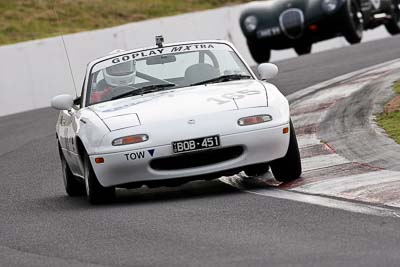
[279,8,304,39]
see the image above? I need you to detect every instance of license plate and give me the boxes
[257,26,281,38]
[172,135,220,154]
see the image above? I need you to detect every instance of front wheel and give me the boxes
[84,154,115,204]
[270,121,302,182]
[294,43,312,56]
[341,0,364,44]
[247,40,271,63]
[385,0,400,35]
[58,144,85,196]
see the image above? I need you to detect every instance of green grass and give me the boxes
[377,112,400,144]
[395,81,400,94]
[376,81,400,144]
[0,0,250,46]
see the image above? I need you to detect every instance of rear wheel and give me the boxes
[58,144,85,196]
[270,121,302,182]
[385,0,400,34]
[247,40,271,63]
[294,43,312,56]
[84,154,115,204]
[341,0,364,44]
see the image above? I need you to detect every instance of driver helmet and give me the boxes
[103,49,136,87]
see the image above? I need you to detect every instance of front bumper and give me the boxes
[90,124,290,187]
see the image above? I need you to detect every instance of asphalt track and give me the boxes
[1,35,400,266]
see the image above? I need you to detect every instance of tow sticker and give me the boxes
[125,149,155,161]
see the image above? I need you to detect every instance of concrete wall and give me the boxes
[0,3,390,116]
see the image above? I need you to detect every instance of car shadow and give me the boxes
[35,178,246,210]
[114,179,240,205]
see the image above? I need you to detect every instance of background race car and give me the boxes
[240,0,400,62]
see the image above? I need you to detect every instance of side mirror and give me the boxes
[73,96,81,106]
[51,94,74,110]
[258,63,278,80]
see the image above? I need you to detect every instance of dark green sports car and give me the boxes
[240,0,400,62]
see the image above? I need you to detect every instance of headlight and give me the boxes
[238,115,272,126]
[112,134,148,146]
[321,0,338,13]
[244,16,258,32]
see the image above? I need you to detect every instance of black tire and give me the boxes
[84,154,115,204]
[270,121,302,182]
[294,43,312,56]
[244,164,270,177]
[58,144,85,196]
[247,40,271,63]
[385,0,400,35]
[341,0,364,44]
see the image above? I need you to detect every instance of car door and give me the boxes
[58,108,81,176]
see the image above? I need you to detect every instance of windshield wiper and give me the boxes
[138,83,176,95]
[190,74,252,86]
[110,83,175,100]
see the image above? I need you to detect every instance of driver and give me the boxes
[91,51,136,104]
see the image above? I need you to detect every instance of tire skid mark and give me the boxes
[287,59,400,103]
[286,60,400,209]
[290,98,344,116]
[295,124,320,135]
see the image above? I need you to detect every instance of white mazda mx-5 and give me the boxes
[51,38,301,204]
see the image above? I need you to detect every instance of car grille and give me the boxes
[279,9,304,39]
[150,146,244,171]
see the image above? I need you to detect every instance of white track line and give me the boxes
[220,176,400,218]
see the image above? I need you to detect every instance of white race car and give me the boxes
[51,37,301,204]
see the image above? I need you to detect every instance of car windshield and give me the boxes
[87,43,253,105]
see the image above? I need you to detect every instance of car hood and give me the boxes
[89,80,268,128]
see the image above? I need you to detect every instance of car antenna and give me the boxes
[53,7,79,97]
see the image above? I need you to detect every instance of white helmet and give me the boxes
[103,49,136,87]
